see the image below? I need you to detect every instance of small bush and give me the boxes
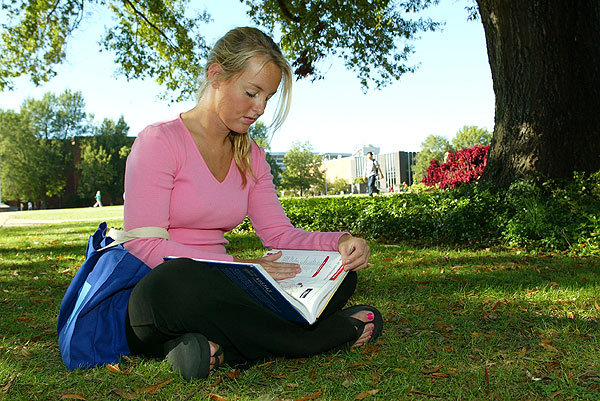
[422,145,489,189]
[498,172,600,254]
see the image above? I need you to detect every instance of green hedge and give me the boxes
[234,172,600,255]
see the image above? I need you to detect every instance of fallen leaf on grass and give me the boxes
[525,369,553,383]
[107,364,121,374]
[595,300,600,311]
[263,371,286,379]
[19,347,33,358]
[137,378,174,394]
[212,376,223,386]
[16,316,33,322]
[295,390,322,401]
[356,389,379,399]
[2,374,19,395]
[424,372,450,379]
[409,390,440,397]
[60,394,86,400]
[208,394,228,401]
[349,362,367,368]
[258,360,276,368]
[516,347,527,357]
[107,363,134,375]
[550,390,565,398]
[28,329,55,342]
[539,343,559,353]
[361,344,381,356]
[421,364,443,374]
[226,369,241,379]
[110,389,138,399]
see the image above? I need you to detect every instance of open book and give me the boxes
[165,249,347,325]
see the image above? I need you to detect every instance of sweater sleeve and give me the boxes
[247,145,348,251]
[123,124,234,268]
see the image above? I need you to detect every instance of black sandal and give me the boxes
[337,304,384,347]
[164,333,223,380]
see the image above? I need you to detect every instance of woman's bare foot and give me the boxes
[349,310,375,348]
[208,341,224,370]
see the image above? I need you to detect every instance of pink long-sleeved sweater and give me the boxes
[123,116,345,268]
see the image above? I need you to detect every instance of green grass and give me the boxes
[1,210,599,400]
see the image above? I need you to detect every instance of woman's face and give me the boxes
[213,56,282,134]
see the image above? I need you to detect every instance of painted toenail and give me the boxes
[367,313,374,320]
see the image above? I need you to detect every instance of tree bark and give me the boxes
[477,0,600,187]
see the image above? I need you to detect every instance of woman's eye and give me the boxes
[246,91,257,98]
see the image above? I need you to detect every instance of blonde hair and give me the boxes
[198,27,292,186]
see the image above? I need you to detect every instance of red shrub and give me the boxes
[422,145,490,189]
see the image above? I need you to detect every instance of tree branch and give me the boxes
[46,0,62,19]
[275,0,302,23]
[122,0,179,50]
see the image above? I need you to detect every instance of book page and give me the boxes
[268,250,346,316]
[264,250,343,279]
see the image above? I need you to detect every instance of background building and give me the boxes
[322,147,417,194]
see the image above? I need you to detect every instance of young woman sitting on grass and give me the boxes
[122,26,383,380]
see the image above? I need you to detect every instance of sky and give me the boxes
[0,0,495,154]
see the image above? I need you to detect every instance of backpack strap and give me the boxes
[99,226,170,251]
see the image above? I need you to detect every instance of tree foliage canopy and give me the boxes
[0,0,441,99]
[0,0,210,100]
[0,90,131,206]
[0,90,88,203]
[244,0,441,89]
[76,116,132,203]
[413,134,452,183]
[281,141,323,196]
[452,125,492,150]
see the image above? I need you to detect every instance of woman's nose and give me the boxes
[253,97,266,116]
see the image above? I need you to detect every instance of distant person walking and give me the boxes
[366,152,384,196]
[93,190,103,207]
[27,201,33,211]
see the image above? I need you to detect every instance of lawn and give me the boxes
[0,209,599,400]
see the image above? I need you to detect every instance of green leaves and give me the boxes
[102,0,210,101]
[2,0,442,99]
[0,90,88,202]
[245,0,442,89]
[0,0,84,89]
[281,141,324,196]
[1,0,210,101]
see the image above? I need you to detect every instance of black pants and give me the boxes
[125,258,358,364]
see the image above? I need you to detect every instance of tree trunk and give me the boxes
[477,0,600,187]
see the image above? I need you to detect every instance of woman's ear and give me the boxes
[207,63,225,88]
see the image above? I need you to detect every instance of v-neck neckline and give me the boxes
[178,117,234,184]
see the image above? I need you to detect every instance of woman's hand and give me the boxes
[338,234,370,272]
[233,251,300,280]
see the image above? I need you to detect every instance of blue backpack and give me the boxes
[57,222,151,370]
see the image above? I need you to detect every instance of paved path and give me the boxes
[0,215,122,228]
